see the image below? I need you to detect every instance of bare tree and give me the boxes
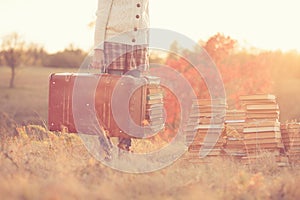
[1,33,25,88]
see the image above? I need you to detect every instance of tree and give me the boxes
[0,51,3,66]
[25,43,46,66]
[42,44,87,68]
[167,40,181,61]
[1,33,26,88]
[204,33,236,65]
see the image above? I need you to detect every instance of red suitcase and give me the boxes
[48,73,150,138]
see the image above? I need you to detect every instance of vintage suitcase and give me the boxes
[48,73,151,138]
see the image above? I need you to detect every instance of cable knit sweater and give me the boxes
[94,0,149,49]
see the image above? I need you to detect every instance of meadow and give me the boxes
[1,66,300,199]
[0,66,79,125]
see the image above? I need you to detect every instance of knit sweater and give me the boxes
[94,0,149,49]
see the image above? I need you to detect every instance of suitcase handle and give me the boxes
[64,74,71,82]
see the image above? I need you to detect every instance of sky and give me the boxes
[0,0,300,53]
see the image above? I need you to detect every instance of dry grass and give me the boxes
[0,124,300,200]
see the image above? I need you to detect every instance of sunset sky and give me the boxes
[0,0,299,53]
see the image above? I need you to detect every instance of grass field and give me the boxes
[1,66,300,199]
[0,66,78,124]
[1,126,300,200]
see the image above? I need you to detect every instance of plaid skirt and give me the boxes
[104,42,149,74]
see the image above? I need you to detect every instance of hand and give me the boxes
[91,49,105,71]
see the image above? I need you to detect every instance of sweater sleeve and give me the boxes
[94,0,113,50]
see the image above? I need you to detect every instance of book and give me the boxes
[184,124,198,132]
[243,131,282,139]
[241,100,277,106]
[225,110,246,123]
[246,113,279,119]
[246,110,280,114]
[149,117,165,126]
[192,104,228,109]
[147,93,164,100]
[146,108,164,116]
[147,87,164,94]
[195,124,224,130]
[198,117,224,124]
[244,121,280,128]
[146,113,164,120]
[226,109,246,114]
[243,126,280,133]
[225,119,245,123]
[147,98,163,105]
[144,75,161,85]
[146,103,164,110]
[246,104,279,110]
[246,118,279,123]
[239,94,276,101]
[192,98,227,106]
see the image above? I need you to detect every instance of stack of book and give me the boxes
[184,98,227,160]
[241,94,280,119]
[222,109,246,158]
[145,76,165,133]
[281,122,300,165]
[225,109,246,135]
[239,94,287,166]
